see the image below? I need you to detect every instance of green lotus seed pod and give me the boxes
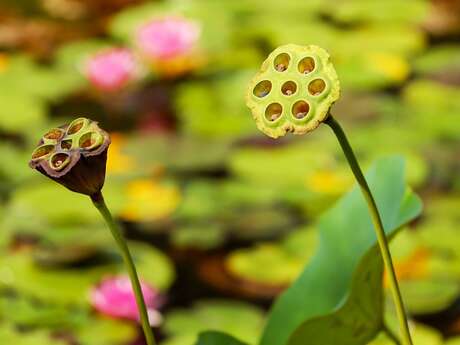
[246,44,340,138]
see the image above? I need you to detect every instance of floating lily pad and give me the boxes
[171,225,226,250]
[124,135,232,173]
[369,322,442,345]
[414,45,460,75]
[0,324,67,345]
[327,0,428,25]
[0,294,138,344]
[164,300,265,345]
[0,241,174,305]
[175,71,257,138]
[75,315,138,345]
[402,80,460,140]
[225,241,307,285]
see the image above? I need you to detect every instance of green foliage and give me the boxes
[175,71,257,138]
[0,241,174,305]
[124,135,232,173]
[414,45,460,74]
[261,156,421,345]
[402,80,460,140]
[0,295,138,344]
[196,332,248,345]
[164,300,265,345]
[326,0,428,25]
[225,227,318,285]
[0,324,67,345]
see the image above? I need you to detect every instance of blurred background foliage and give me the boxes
[0,0,460,344]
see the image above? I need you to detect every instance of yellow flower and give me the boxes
[151,52,207,79]
[384,248,430,288]
[366,52,410,82]
[120,179,180,222]
[0,53,9,73]
[306,170,351,195]
[106,133,136,174]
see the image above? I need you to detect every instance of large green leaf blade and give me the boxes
[288,245,383,345]
[260,156,422,345]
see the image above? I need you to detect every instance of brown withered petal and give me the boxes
[29,118,111,197]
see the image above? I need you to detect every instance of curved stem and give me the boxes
[325,115,413,345]
[384,323,403,345]
[91,191,156,345]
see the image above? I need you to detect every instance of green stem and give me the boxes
[91,191,156,345]
[325,115,413,345]
[384,323,403,345]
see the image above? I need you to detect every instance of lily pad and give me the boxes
[164,300,265,345]
[175,71,257,138]
[0,324,67,345]
[0,241,174,305]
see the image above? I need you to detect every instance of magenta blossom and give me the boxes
[84,48,137,92]
[136,16,201,61]
[90,275,163,326]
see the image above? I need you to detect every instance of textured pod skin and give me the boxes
[246,44,340,138]
[29,118,111,196]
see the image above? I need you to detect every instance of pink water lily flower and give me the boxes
[84,48,137,92]
[136,16,201,61]
[90,275,163,326]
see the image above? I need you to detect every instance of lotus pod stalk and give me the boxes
[246,44,413,345]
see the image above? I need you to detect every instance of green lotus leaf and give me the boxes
[414,45,460,75]
[164,300,265,345]
[400,279,459,315]
[171,225,226,250]
[327,0,428,25]
[75,315,138,345]
[175,71,257,138]
[0,241,174,305]
[0,91,45,134]
[402,80,460,140]
[369,322,442,345]
[0,324,67,345]
[0,294,88,329]
[225,243,306,285]
[262,157,422,345]
[124,134,232,173]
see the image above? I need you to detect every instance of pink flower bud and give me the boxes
[84,48,137,92]
[136,16,201,61]
[90,275,163,326]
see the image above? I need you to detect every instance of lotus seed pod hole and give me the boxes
[298,56,315,74]
[308,78,326,96]
[67,118,87,135]
[32,145,55,160]
[50,152,70,170]
[253,80,272,98]
[292,100,310,119]
[79,131,102,150]
[265,103,283,122]
[274,53,290,72]
[61,139,73,150]
[281,81,297,96]
[44,128,64,141]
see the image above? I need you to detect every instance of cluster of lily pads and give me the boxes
[0,0,460,344]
